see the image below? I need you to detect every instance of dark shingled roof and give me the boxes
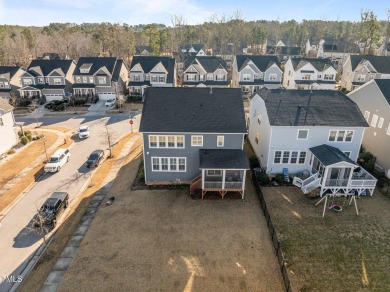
[130,56,175,84]
[140,87,246,133]
[290,57,335,72]
[309,144,357,166]
[180,44,204,52]
[255,88,368,127]
[0,66,23,79]
[184,56,228,73]
[236,55,281,72]
[135,45,153,55]
[112,59,126,82]
[350,55,390,73]
[199,149,250,169]
[74,57,117,75]
[322,41,360,54]
[374,79,390,106]
[27,59,74,76]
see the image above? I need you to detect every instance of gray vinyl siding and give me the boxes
[46,76,65,86]
[239,68,255,82]
[349,83,390,175]
[264,66,282,83]
[266,126,365,174]
[21,77,35,87]
[130,72,145,82]
[0,77,11,89]
[143,132,244,183]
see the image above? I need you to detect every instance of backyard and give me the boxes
[261,186,390,291]
[56,155,284,291]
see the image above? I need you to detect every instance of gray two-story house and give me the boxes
[348,79,390,178]
[341,55,390,91]
[182,56,229,87]
[139,87,249,199]
[248,88,376,196]
[232,55,282,94]
[0,66,25,102]
[128,56,176,98]
[19,60,76,101]
[283,57,337,90]
[73,57,129,100]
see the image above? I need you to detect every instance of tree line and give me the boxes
[0,9,389,67]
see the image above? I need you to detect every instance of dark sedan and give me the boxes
[86,150,104,168]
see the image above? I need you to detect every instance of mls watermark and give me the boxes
[1,275,23,283]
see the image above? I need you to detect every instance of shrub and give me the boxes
[26,133,33,141]
[256,173,269,185]
[275,173,284,184]
[18,99,32,107]
[139,167,145,181]
[55,104,65,111]
[20,136,29,145]
[7,149,16,155]
[249,155,260,168]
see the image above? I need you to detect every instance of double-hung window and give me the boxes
[243,74,251,81]
[269,74,277,81]
[217,136,224,147]
[297,129,308,140]
[159,136,166,147]
[191,135,203,146]
[274,151,282,163]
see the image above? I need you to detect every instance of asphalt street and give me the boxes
[0,110,140,291]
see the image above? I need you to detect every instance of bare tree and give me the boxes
[105,125,113,158]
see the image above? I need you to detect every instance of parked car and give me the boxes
[86,150,104,168]
[44,100,64,109]
[105,98,116,107]
[78,126,90,139]
[34,192,69,229]
[44,149,71,172]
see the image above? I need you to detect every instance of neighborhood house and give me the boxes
[139,87,249,199]
[0,98,17,156]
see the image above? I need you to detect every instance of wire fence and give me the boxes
[252,171,294,292]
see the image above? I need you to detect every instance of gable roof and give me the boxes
[309,144,357,166]
[180,44,204,52]
[130,56,175,83]
[254,88,368,127]
[350,55,390,73]
[184,56,228,73]
[290,57,335,72]
[373,79,390,106]
[140,88,246,133]
[74,57,117,75]
[0,66,23,80]
[111,59,127,82]
[322,41,360,54]
[0,98,13,114]
[236,55,281,72]
[135,45,153,55]
[37,53,62,60]
[27,60,74,76]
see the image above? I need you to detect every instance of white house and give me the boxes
[348,79,390,178]
[0,99,17,156]
[248,88,376,196]
[283,57,337,90]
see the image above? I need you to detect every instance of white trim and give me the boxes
[148,135,185,148]
[273,150,307,165]
[217,135,224,147]
[191,135,203,147]
[297,129,309,140]
[206,169,223,176]
[151,157,186,172]
[141,132,246,135]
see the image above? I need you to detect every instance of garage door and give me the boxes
[98,92,116,101]
[45,94,63,102]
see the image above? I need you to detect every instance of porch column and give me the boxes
[222,169,226,190]
[321,166,330,195]
[201,169,205,189]
[347,167,354,191]
[241,170,247,199]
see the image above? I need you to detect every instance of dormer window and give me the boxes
[145,74,149,80]
[89,77,94,83]
[38,77,44,84]
[98,76,106,84]
[76,76,81,83]
[80,63,93,73]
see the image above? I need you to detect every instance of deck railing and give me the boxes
[204,181,243,189]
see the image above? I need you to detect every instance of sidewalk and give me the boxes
[38,134,141,291]
[0,129,67,216]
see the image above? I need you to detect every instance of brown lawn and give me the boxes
[56,156,284,292]
[262,186,390,291]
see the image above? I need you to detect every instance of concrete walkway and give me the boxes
[40,134,141,292]
[0,129,67,215]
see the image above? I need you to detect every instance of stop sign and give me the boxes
[129,119,133,125]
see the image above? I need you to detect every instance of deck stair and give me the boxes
[293,173,321,194]
[190,175,202,195]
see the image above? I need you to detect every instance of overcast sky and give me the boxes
[0,0,388,26]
